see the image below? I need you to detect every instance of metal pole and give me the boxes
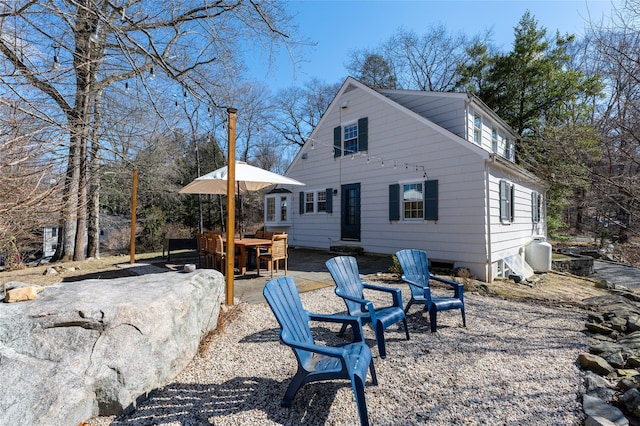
[225,108,237,305]
[129,168,138,265]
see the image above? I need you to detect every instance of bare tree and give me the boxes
[347,25,486,91]
[586,0,640,239]
[270,78,340,147]
[0,1,296,261]
[0,102,62,261]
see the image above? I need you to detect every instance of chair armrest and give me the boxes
[362,282,403,309]
[335,290,372,309]
[430,274,464,298]
[400,275,428,289]
[308,313,365,342]
[283,338,349,359]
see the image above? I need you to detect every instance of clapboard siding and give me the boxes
[278,77,545,282]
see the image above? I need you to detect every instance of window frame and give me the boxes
[302,190,329,214]
[402,182,424,221]
[473,113,482,145]
[264,193,292,226]
[491,126,498,153]
[334,117,368,158]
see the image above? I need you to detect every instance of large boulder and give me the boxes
[0,269,224,426]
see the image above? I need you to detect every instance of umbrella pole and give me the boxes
[225,108,237,305]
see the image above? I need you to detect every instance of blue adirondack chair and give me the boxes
[325,256,409,359]
[263,276,378,426]
[395,249,466,332]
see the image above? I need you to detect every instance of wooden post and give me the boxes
[129,168,138,265]
[225,108,237,305]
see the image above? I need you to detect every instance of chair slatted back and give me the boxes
[263,277,314,347]
[213,235,223,255]
[270,234,288,260]
[196,234,207,253]
[396,249,431,297]
[325,256,366,314]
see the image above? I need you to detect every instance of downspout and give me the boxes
[485,154,496,281]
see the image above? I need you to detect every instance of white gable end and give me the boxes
[276,77,547,282]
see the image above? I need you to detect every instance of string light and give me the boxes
[149,66,155,80]
[304,136,430,178]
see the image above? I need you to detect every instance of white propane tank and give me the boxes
[525,239,552,272]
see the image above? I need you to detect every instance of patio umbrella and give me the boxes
[178,161,304,195]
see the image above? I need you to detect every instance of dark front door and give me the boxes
[341,183,361,241]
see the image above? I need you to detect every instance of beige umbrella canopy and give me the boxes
[179,161,304,195]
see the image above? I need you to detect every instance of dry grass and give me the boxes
[0,252,170,287]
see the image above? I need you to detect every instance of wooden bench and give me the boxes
[163,238,197,262]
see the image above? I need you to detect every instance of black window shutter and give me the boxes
[389,184,400,221]
[358,117,368,152]
[299,192,304,215]
[510,184,515,222]
[326,188,333,213]
[333,126,341,158]
[424,179,438,220]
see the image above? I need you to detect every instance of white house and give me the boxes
[265,77,548,282]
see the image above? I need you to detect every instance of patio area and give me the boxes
[162,246,395,304]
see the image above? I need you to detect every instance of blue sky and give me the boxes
[247,0,620,91]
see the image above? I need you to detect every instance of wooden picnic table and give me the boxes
[231,237,273,275]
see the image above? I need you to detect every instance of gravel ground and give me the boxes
[88,283,587,426]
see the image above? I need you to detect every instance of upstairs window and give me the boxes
[334,117,368,157]
[491,127,498,153]
[344,123,358,155]
[473,113,482,144]
[505,138,515,161]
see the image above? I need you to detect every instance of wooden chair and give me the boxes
[195,233,208,268]
[263,276,377,426]
[326,256,409,359]
[257,234,288,277]
[395,249,466,332]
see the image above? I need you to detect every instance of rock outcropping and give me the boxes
[581,291,640,425]
[0,269,224,426]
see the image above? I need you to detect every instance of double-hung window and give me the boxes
[491,127,498,153]
[299,189,333,214]
[473,113,482,144]
[403,183,424,220]
[305,192,315,213]
[334,117,368,157]
[505,138,515,161]
[388,180,438,221]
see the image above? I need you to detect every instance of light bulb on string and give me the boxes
[149,66,155,80]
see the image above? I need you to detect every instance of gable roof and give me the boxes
[287,77,538,185]
[377,88,519,141]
